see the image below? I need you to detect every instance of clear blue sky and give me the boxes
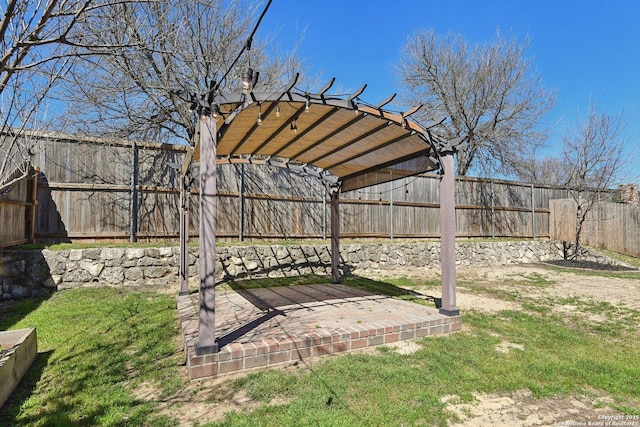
[260,0,640,180]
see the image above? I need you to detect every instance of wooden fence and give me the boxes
[30,133,184,242]
[192,168,579,241]
[0,167,38,248]
[550,199,640,258]
[339,176,576,239]
[2,131,638,256]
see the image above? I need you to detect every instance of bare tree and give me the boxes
[561,100,630,257]
[0,63,66,189]
[0,0,136,189]
[1,0,82,188]
[511,150,570,185]
[396,29,555,176]
[0,0,96,94]
[64,0,302,144]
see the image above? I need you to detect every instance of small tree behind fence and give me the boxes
[550,199,640,258]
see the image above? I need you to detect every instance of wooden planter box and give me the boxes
[0,328,37,409]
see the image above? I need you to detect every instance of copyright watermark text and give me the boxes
[554,415,640,427]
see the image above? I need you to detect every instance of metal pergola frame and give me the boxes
[179,75,462,355]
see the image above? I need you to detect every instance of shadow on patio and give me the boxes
[178,274,461,380]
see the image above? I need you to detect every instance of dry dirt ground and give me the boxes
[363,264,640,427]
[153,264,640,426]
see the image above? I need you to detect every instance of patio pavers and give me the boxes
[178,283,462,380]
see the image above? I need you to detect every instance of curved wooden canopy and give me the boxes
[182,75,463,358]
[185,75,460,192]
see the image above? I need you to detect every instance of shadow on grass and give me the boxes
[0,294,51,331]
[1,288,181,425]
[0,350,53,424]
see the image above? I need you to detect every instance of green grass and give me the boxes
[593,248,640,268]
[0,288,184,426]
[209,308,639,426]
[382,276,442,289]
[1,269,639,426]
[209,270,640,425]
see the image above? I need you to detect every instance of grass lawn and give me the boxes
[0,288,183,426]
[1,267,639,426]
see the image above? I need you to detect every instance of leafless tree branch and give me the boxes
[0,0,140,188]
[396,29,556,176]
[560,99,633,256]
[64,0,302,144]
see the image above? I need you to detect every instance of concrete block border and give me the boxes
[0,327,38,409]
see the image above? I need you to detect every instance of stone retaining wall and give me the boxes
[0,240,626,300]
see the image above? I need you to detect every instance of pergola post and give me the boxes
[330,185,341,284]
[439,152,459,316]
[179,172,190,296]
[196,113,219,355]
[239,164,245,241]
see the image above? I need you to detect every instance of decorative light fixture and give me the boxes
[290,119,297,133]
[305,98,310,113]
[241,67,254,94]
[212,104,220,118]
[257,104,263,125]
[276,105,281,117]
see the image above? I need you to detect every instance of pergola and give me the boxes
[179,74,462,355]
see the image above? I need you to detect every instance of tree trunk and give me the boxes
[573,193,586,259]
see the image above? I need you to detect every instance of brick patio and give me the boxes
[177,283,462,380]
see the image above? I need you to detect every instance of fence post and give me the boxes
[490,180,495,238]
[239,164,245,241]
[30,167,39,243]
[330,186,340,284]
[179,172,190,296]
[130,140,138,242]
[531,183,535,240]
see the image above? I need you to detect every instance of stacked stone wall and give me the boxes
[0,240,629,300]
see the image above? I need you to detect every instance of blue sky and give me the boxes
[260,1,640,179]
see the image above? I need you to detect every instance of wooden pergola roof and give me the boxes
[181,75,462,357]
[185,75,460,191]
